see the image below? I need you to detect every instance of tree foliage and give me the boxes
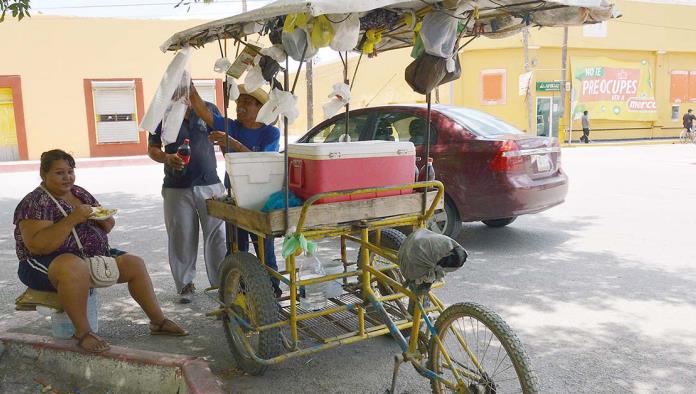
[1,0,30,22]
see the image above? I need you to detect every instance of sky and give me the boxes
[29,0,272,20]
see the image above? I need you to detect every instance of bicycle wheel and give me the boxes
[220,252,282,376]
[428,302,539,394]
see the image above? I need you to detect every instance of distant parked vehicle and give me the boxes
[296,104,568,238]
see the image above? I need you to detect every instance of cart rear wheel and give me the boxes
[428,302,539,393]
[219,252,282,376]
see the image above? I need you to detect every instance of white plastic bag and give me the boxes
[329,13,361,51]
[213,57,232,74]
[261,45,287,64]
[257,88,299,125]
[322,82,351,119]
[244,55,267,92]
[227,76,240,102]
[161,98,187,145]
[140,47,192,133]
[420,10,459,58]
[282,28,318,61]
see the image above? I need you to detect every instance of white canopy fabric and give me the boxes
[160,0,618,53]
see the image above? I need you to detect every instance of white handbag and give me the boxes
[41,185,120,288]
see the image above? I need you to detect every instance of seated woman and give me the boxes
[14,149,187,353]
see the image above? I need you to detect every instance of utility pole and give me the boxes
[522,28,533,134]
[241,0,247,12]
[306,58,314,129]
[559,27,568,141]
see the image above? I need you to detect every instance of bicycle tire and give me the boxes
[220,252,282,376]
[428,302,539,394]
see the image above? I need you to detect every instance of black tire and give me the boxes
[428,302,539,394]
[481,217,517,228]
[427,195,462,239]
[219,252,282,376]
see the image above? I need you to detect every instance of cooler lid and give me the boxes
[224,152,284,164]
[288,141,415,160]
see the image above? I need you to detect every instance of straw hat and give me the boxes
[238,84,269,105]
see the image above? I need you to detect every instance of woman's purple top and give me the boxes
[13,185,109,261]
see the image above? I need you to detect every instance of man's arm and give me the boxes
[148,142,185,171]
[189,85,214,127]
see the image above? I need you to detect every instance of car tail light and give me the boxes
[489,140,524,172]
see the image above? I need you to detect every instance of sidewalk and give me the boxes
[0,138,684,174]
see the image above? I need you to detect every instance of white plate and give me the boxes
[90,207,118,221]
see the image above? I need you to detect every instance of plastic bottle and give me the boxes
[322,259,344,299]
[42,289,99,339]
[418,157,436,191]
[297,253,327,311]
[175,138,191,175]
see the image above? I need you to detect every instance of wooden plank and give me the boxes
[206,191,443,235]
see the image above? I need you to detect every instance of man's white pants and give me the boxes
[162,183,227,293]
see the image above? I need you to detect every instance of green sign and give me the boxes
[536,82,561,92]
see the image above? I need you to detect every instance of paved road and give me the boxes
[1,144,695,393]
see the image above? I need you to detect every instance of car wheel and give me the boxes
[482,217,517,228]
[427,196,461,238]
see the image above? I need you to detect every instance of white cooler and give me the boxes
[225,152,285,210]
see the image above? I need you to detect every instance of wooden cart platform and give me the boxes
[206,191,442,236]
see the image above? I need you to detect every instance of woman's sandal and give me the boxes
[76,331,110,353]
[150,318,189,336]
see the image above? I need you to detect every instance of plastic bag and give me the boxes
[420,10,459,58]
[244,56,267,92]
[398,229,468,285]
[405,53,454,95]
[226,76,240,102]
[310,15,334,48]
[162,97,187,145]
[257,88,299,125]
[259,55,280,82]
[329,13,360,51]
[260,45,287,64]
[140,46,191,133]
[282,27,318,61]
[322,82,351,119]
[213,57,232,74]
[261,190,304,212]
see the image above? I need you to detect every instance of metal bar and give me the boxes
[287,253,298,347]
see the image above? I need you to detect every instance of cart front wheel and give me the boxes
[220,252,282,376]
[428,302,539,394]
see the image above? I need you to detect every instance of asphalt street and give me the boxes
[1,143,695,393]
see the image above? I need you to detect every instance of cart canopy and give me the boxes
[160,0,618,53]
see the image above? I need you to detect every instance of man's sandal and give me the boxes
[76,331,110,353]
[150,318,188,336]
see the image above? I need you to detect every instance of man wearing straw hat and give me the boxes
[189,84,282,298]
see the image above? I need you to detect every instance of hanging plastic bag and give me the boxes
[257,88,299,125]
[140,47,191,133]
[213,57,232,74]
[258,55,280,82]
[420,10,459,58]
[162,98,187,145]
[329,13,360,51]
[261,45,287,64]
[405,53,461,95]
[322,83,351,119]
[282,27,318,61]
[244,55,267,92]
[310,15,334,48]
[226,76,240,102]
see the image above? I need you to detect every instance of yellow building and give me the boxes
[1,0,694,160]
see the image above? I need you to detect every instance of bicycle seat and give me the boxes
[397,229,467,285]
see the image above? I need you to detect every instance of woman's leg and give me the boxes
[116,254,187,335]
[47,254,109,352]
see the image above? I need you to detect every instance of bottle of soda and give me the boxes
[175,138,191,175]
[418,157,435,183]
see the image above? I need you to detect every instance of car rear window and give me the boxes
[443,107,524,137]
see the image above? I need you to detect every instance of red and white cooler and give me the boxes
[288,141,416,204]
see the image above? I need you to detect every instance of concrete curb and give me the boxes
[0,331,223,394]
[561,139,681,148]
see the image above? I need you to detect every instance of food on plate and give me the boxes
[90,206,117,219]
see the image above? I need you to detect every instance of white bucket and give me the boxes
[37,289,99,339]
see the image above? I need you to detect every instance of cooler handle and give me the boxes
[289,159,303,188]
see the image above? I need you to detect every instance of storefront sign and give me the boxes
[536,82,561,92]
[570,57,657,121]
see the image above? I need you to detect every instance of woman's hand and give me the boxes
[68,204,93,225]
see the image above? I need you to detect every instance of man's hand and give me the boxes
[164,153,184,171]
[208,131,231,147]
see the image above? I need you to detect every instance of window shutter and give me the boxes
[91,81,138,144]
[193,80,217,106]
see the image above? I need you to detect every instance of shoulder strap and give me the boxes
[39,185,86,254]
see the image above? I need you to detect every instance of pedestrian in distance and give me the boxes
[581,110,591,143]
[147,87,227,304]
[188,83,283,298]
[14,149,188,353]
[683,108,695,138]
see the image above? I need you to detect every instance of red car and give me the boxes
[297,104,568,238]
